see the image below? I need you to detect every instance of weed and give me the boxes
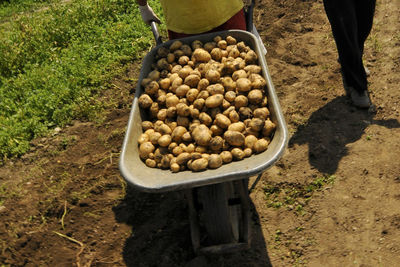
[0,0,166,161]
[263,175,336,214]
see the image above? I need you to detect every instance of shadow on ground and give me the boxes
[113,184,272,267]
[289,96,400,174]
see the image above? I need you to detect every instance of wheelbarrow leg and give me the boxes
[185,179,251,254]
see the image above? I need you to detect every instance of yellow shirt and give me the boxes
[160,0,244,34]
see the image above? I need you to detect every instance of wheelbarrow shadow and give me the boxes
[113,185,273,267]
[289,96,400,175]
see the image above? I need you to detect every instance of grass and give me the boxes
[263,175,336,214]
[0,0,165,162]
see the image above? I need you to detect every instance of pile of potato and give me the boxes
[137,35,276,172]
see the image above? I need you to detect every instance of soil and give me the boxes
[1,0,399,266]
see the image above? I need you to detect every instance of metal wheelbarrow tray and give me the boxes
[119,29,288,193]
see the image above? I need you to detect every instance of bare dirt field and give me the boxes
[1,0,399,266]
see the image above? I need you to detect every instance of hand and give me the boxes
[138,3,161,25]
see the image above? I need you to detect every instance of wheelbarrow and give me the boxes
[119,3,288,255]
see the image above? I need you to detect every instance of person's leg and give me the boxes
[355,0,376,55]
[323,0,368,94]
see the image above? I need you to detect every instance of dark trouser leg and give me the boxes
[323,0,373,93]
[355,0,376,55]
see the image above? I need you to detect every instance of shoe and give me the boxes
[364,65,371,76]
[346,86,372,108]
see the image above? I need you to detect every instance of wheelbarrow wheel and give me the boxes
[197,182,241,245]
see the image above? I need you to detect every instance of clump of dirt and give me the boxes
[1,0,399,266]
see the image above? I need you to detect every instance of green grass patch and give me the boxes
[263,175,336,214]
[0,0,165,162]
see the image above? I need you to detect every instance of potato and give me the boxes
[145,158,157,168]
[138,94,153,109]
[205,69,220,84]
[201,41,215,51]
[191,152,202,160]
[156,58,170,70]
[244,65,262,74]
[220,151,233,163]
[206,84,225,95]
[239,107,253,120]
[226,35,237,45]
[142,121,153,131]
[166,106,177,118]
[148,70,160,81]
[166,53,175,63]
[253,107,270,120]
[208,154,223,169]
[185,143,195,153]
[249,73,267,89]
[232,70,247,81]
[170,163,180,173]
[217,40,227,50]
[236,41,246,52]
[171,77,183,93]
[158,135,172,147]
[192,124,212,146]
[171,126,187,142]
[195,146,208,153]
[138,133,149,145]
[192,48,211,63]
[197,90,210,100]
[236,78,252,92]
[172,146,183,156]
[159,124,172,135]
[234,95,248,109]
[231,148,245,160]
[184,75,200,88]
[157,46,169,57]
[145,81,159,95]
[149,102,159,118]
[210,124,224,136]
[159,78,171,90]
[168,142,178,152]
[262,119,276,137]
[210,48,223,61]
[177,116,190,128]
[197,78,210,90]
[181,44,192,56]
[175,84,190,97]
[229,110,240,123]
[199,112,212,126]
[170,40,183,51]
[190,106,200,118]
[191,158,208,172]
[224,91,236,102]
[193,98,205,110]
[214,114,231,129]
[191,40,203,50]
[248,89,264,104]
[224,130,245,147]
[139,142,155,160]
[176,152,191,164]
[228,122,245,132]
[184,89,199,103]
[178,67,192,80]
[245,50,258,64]
[253,138,269,153]
[171,65,182,74]
[205,94,224,108]
[221,77,236,91]
[209,136,224,152]
[182,132,192,142]
[245,135,258,149]
[228,47,240,58]
[149,131,162,145]
[249,118,265,132]
[156,109,167,121]
[178,56,190,66]
[165,95,180,108]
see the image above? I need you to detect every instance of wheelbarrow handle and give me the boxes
[245,0,255,31]
[150,21,163,46]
